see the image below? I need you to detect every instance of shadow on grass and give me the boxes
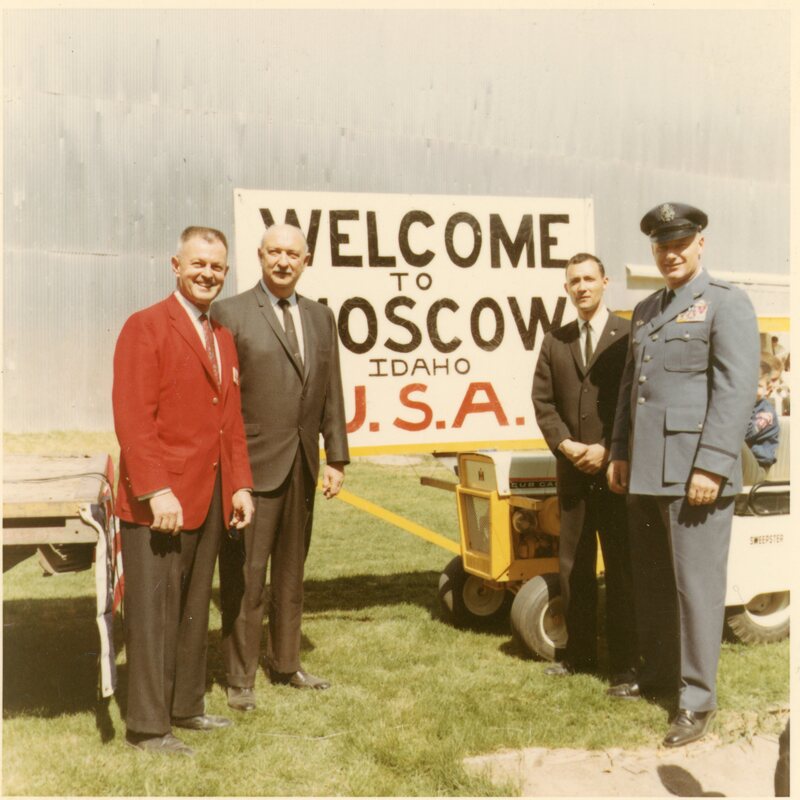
[6,569,515,729]
[3,594,126,741]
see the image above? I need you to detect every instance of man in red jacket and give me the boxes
[113,226,254,756]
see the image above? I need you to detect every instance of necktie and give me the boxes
[583,321,593,366]
[662,289,675,312]
[278,298,304,366]
[199,314,220,386]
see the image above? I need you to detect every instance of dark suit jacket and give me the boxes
[112,294,253,529]
[532,312,630,494]
[212,282,350,490]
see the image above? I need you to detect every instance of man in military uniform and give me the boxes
[607,203,759,747]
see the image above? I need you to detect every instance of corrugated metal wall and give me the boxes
[3,9,790,431]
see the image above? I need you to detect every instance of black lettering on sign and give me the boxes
[489,214,535,268]
[470,297,505,351]
[367,211,396,267]
[398,210,435,267]
[338,297,377,354]
[384,296,422,354]
[427,298,461,354]
[540,214,569,269]
[330,210,362,267]
[507,296,567,350]
[258,209,322,266]
[445,212,482,268]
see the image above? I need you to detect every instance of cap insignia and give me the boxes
[659,203,676,222]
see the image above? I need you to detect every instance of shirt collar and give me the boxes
[173,290,207,321]
[580,303,608,334]
[260,279,297,307]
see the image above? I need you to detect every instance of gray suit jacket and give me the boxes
[532,313,630,494]
[212,282,350,492]
[610,270,759,496]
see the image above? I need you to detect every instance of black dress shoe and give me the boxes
[544,662,573,677]
[269,668,331,690]
[607,681,642,700]
[172,714,232,731]
[227,686,257,712]
[125,732,195,756]
[663,708,715,747]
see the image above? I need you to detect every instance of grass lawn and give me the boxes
[2,433,789,796]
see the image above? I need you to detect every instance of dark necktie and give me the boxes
[199,313,220,386]
[662,289,675,312]
[278,298,303,366]
[584,321,593,366]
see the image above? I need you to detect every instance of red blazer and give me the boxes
[113,294,253,529]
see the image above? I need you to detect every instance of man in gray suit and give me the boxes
[533,253,636,683]
[607,203,759,746]
[213,223,350,711]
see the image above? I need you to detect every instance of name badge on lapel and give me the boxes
[676,299,708,323]
[232,366,240,386]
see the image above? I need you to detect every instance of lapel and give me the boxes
[564,320,587,377]
[166,294,219,389]
[253,282,305,380]
[211,316,231,401]
[297,295,314,386]
[567,312,621,376]
[644,270,711,334]
[586,313,624,371]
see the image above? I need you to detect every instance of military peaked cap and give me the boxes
[640,202,708,243]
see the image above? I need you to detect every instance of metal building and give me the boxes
[3,9,790,432]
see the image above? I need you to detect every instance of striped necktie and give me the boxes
[199,313,220,386]
[278,299,304,366]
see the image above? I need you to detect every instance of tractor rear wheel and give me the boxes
[438,556,510,627]
[724,592,790,644]
[510,573,567,661]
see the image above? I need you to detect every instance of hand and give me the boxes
[149,490,184,535]
[322,462,345,499]
[607,459,629,494]
[230,489,255,529]
[687,469,723,506]
[558,439,588,464]
[574,443,609,475]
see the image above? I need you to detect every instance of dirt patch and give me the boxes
[464,730,785,797]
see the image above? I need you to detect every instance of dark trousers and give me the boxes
[219,448,315,687]
[559,480,637,674]
[627,494,734,711]
[120,478,223,736]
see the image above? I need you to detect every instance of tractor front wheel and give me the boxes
[438,556,510,628]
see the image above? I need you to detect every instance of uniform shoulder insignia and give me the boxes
[708,277,733,290]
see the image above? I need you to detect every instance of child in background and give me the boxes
[742,359,781,483]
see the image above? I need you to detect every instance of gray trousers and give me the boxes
[627,493,734,711]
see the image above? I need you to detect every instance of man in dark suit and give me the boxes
[213,223,350,711]
[608,203,759,746]
[113,226,254,756]
[532,253,636,683]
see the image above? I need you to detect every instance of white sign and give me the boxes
[234,190,593,454]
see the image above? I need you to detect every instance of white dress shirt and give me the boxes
[579,304,608,367]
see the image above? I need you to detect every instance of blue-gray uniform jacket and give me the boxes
[610,270,759,496]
